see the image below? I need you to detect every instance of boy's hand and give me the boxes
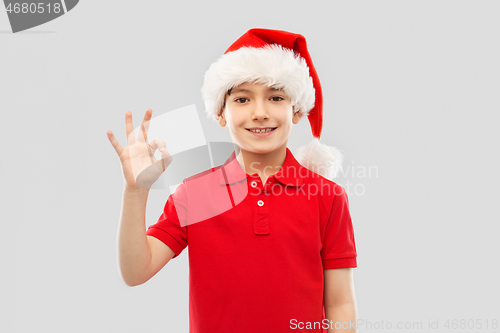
[107,109,173,191]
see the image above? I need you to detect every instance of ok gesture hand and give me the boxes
[107,109,173,191]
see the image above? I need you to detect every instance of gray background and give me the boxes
[1,1,499,332]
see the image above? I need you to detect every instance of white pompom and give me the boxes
[295,138,344,180]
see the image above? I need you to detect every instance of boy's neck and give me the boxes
[235,144,287,184]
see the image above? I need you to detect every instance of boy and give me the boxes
[107,28,358,332]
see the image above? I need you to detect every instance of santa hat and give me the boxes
[201,28,343,180]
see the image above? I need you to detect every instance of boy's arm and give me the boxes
[117,188,175,287]
[324,268,358,333]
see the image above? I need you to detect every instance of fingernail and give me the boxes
[159,147,165,152]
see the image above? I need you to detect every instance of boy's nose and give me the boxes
[251,101,269,120]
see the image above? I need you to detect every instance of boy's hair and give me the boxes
[221,88,232,110]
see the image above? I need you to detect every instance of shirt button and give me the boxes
[251,181,257,188]
[257,200,264,206]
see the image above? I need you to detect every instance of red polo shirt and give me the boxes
[146,147,357,333]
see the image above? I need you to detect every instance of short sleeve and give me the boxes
[321,185,357,269]
[146,182,188,259]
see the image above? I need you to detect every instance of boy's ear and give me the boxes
[217,110,227,127]
[292,111,304,124]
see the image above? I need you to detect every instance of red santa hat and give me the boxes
[201,28,343,180]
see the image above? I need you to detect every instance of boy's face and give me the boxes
[217,81,303,155]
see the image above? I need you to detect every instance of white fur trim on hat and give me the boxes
[201,44,315,121]
[296,138,344,180]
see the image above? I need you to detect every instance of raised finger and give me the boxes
[107,130,124,156]
[125,111,136,145]
[138,109,153,143]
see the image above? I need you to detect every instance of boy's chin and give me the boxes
[239,143,283,155]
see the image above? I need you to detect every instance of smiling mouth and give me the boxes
[246,127,277,133]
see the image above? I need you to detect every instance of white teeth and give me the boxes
[249,128,275,133]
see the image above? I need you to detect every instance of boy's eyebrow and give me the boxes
[231,87,283,94]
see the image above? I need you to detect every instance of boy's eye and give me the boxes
[234,96,284,103]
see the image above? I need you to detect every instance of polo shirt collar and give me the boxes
[219,147,304,187]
